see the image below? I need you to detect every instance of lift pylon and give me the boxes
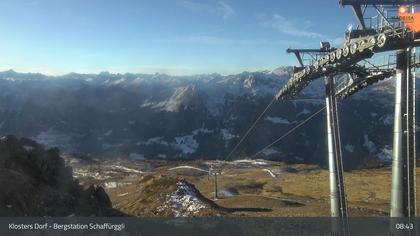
[274,1,420,234]
[390,47,417,218]
[325,75,349,235]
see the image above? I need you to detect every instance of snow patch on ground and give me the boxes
[104,182,117,189]
[138,135,200,155]
[192,128,214,135]
[363,134,377,153]
[377,146,392,162]
[104,129,113,137]
[203,160,226,166]
[265,116,290,124]
[113,165,143,174]
[104,130,113,136]
[218,189,238,197]
[171,135,199,154]
[233,159,268,165]
[221,128,238,140]
[164,181,207,217]
[228,115,238,121]
[73,169,111,180]
[296,109,311,117]
[220,128,238,147]
[344,144,355,153]
[137,137,169,146]
[169,165,209,173]
[261,147,280,156]
[379,114,393,126]
[103,181,131,189]
[294,156,304,161]
[262,169,276,178]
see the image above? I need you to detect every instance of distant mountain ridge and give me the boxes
[0,68,411,169]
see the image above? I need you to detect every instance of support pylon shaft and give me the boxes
[325,75,349,235]
[214,174,218,199]
[325,75,348,217]
[390,48,416,218]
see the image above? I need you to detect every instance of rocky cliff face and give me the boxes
[0,135,123,216]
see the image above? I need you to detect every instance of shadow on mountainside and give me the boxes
[0,135,126,216]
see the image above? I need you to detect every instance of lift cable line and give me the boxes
[224,96,277,162]
[250,106,326,159]
[216,93,326,200]
[223,95,327,163]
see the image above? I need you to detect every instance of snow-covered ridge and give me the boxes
[164,181,207,217]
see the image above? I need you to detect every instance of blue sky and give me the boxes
[0,0,356,75]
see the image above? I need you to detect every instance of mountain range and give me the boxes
[0,68,413,169]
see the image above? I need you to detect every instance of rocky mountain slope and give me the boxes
[0,135,123,216]
[0,69,414,169]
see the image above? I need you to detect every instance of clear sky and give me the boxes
[0,0,356,75]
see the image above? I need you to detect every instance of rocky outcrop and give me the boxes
[0,135,124,216]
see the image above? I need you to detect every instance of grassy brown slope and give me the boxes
[81,160,420,217]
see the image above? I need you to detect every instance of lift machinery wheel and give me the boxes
[368,36,376,50]
[314,62,319,71]
[350,42,358,55]
[335,48,342,60]
[377,33,387,48]
[342,45,350,57]
[358,40,366,52]
[329,52,336,63]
